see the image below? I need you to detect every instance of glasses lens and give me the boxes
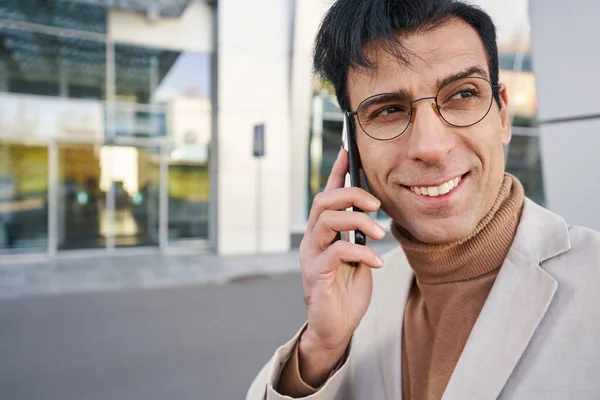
[437,77,493,127]
[356,94,411,140]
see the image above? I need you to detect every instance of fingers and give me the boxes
[319,240,384,274]
[311,210,386,250]
[307,187,381,232]
[324,148,349,192]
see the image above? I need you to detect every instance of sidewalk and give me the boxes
[0,242,398,300]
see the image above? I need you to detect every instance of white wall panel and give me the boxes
[531,0,600,231]
[217,0,295,254]
[539,119,600,230]
[290,0,328,229]
[530,0,600,122]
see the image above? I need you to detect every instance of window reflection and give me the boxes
[0,142,48,254]
[499,50,537,127]
[103,146,160,247]
[58,144,104,250]
[0,27,106,99]
[0,0,107,33]
[168,152,210,242]
[115,45,212,104]
[114,44,212,140]
[506,135,545,206]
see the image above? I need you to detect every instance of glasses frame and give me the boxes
[346,76,502,142]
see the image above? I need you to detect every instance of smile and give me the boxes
[409,176,462,197]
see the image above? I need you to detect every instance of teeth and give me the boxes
[411,176,462,197]
[439,182,450,195]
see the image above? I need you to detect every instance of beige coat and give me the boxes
[247,199,600,399]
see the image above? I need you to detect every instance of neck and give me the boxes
[391,174,525,284]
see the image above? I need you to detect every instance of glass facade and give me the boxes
[0,1,213,255]
[0,0,107,33]
[57,143,104,250]
[109,146,161,247]
[168,158,210,242]
[0,142,48,254]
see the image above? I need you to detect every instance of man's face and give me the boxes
[347,19,512,244]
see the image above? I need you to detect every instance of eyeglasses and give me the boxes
[347,77,502,141]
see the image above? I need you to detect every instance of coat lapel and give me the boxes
[370,247,414,400]
[441,199,571,400]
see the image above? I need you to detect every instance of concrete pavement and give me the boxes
[0,242,399,399]
[0,242,397,300]
[0,272,307,400]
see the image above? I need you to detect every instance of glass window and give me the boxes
[115,45,212,104]
[0,27,106,100]
[103,146,160,247]
[114,103,168,138]
[0,0,107,33]
[57,143,104,250]
[0,27,106,140]
[468,0,537,127]
[308,116,342,210]
[499,52,533,72]
[0,142,48,254]
[168,148,210,242]
[506,135,545,206]
[114,45,212,139]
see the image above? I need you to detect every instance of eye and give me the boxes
[373,105,407,118]
[449,87,480,101]
[452,90,474,99]
[381,106,402,115]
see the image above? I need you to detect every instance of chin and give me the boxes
[406,220,476,244]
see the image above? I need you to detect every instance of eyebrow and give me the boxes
[356,65,489,111]
[436,65,489,89]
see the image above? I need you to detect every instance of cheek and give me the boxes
[463,121,506,166]
[359,145,399,195]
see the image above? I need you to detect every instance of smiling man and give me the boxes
[247,1,600,399]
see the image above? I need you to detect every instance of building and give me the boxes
[0,0,568,261]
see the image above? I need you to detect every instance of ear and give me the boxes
[498,84,512,146]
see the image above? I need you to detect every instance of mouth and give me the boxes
[404,173,467,198]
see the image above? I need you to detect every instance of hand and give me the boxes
[297,148,386,386]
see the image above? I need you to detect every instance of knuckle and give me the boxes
[359,212,375,227]
[312,192,326,209]
[348,186,365,198]
[326,240,343,257]
[320,209,336,224]
[331,240,350,257]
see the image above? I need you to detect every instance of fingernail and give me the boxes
[376,256,384,266]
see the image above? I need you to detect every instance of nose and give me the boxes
[405,100,456,165]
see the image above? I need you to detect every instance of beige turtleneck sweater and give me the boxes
[277,174,525,399]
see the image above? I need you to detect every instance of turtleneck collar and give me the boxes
[391,174,525,285]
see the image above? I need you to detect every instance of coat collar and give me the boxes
[441,199,571,400]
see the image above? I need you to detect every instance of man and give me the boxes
[247,0,600,399]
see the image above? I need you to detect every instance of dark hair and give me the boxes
[313,0,500,112]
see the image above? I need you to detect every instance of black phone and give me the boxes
[344,113,367,246]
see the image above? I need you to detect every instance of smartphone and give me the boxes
[344,113,367,246]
